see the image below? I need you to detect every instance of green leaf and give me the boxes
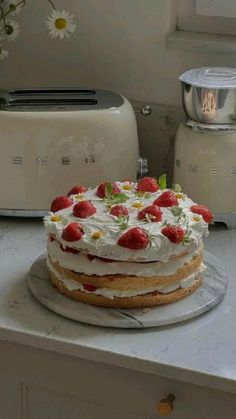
[105,182,113,199]
[104,183,129,208]
[111,193,129,204]
[158,173,167,190]
[135,191,151,199]
[182,234,191,245]
[171,206,183,217]
[172,183,182,193]
[115,215,129,230]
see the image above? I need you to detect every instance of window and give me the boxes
[178,0,236,36]
[196,0,236,18]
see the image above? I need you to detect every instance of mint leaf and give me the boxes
[110,193,129,204]
[104,183,129,208]
[171,206,183,217]
[135,191,151,199]
[172,183,182,193]
[115,215,129,230]
[159,173,167,190]
[182,234,191,245]
[105,182,113,199]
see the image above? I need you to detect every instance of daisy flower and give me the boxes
[0,48,9,60]
[46,10,76,40]
[7,0,24,16]
[5,20,20,41]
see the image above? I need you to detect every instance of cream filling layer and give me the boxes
[48,240,201,277]
[47,257,205,299]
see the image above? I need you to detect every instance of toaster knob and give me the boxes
[134,104,152,116]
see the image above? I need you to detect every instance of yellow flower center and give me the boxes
[176,193,184,199]
[132,202,143,209]
[51,215,61,222]
[75,194,84,201]
[92,231,103,240]
[55,18,67,30]
[123,184,132,191]
[193,215,201,222]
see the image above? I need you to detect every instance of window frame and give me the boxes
[178,0,236,36]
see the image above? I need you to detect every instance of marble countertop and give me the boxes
[0,217,235,394]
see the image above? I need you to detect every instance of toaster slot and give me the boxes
[9,89,96,97]
[8,98,98,107]
[0,87,124,110]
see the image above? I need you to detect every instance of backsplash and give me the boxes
[134,102,185,181]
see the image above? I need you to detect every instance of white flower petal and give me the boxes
[0,49,9,60]
[46,9,76,40]
[5,19,20,41]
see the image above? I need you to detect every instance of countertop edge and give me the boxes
[0,326,235,396]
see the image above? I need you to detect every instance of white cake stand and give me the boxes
[28,251,228,328]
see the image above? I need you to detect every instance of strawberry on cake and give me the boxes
[44,175,213,308]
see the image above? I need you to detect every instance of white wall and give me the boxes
[1,0,236,107]
[2,0,236,178]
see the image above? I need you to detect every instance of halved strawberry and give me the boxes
[153,191,178,207]
[110,205,129,217]
[60,244,80,254]
[61,222,84,242]
[67,185,87,196]
[136,177,159,193]
[161,225,185,244]
[190,205,213,223]
[50,195,73,213]
[87,254,96,261]
[118,227,149,250]
[83,284,98,292]
[73,201,96,218]
[138,205,162,222]
[96,182,121,198]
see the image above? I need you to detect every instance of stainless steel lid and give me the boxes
[179,67,236,89]
[0,88,124,111]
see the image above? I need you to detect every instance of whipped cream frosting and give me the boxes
[48,239,201,277]
[44,181,209,262]
[47,257,205,299]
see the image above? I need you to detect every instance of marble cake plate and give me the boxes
[28,251,228,329]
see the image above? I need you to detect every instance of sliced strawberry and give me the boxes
[61,222,84,242]
[96,182,121,198]
[73,200,96,218]
[83,284,98,292]
[110,205,129,217]
[118,227,149,250]
[98,256,114,263]
[136,177,159,193]
[138,205,162,222]
[50,195,73,213]
[60,244,80,254]
[190,205,213,223]
[67,185,87,196]
[153,191,178,207]
[161,225,185,244]
[87,254,96,261]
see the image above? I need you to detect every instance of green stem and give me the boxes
[0,0,25,24]
[0,5,7,29]
[47,0,56,10]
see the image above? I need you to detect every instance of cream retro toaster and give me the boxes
[0,88,139,216]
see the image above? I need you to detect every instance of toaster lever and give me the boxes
[134,104,152,116]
